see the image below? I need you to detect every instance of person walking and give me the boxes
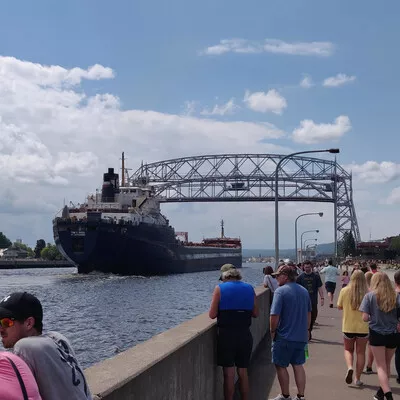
[337,270,369,386]
[393,270,400,384]
[365,270,375,374]
[0,292,91,400]
[320,259,340,308]
[296,260,324,341]
[269,265,311,400]
[360,272,400,400]
[209,264,258,400]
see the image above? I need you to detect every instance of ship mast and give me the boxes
[121,152,125,187]
[221,219,225,238]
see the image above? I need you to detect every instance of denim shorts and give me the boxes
[272,338,307,367]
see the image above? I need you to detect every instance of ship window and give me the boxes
[72,237,84,253]
[132,200,137,207]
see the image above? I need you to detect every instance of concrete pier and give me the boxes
[85,286,272,400]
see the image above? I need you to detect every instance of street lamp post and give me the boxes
[306,244,318,259]
[303,238,318,261]
[300,230,319,263]
[274,148,339,268]
[295,213,323,264]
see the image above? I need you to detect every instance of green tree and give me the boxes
[339,231,356,257]
[34,239,46,258]
[13,242,34,258]
[41,244,63,261]
[0,232,12,249]
[389,236,400,255]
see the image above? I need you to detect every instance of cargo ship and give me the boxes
[53,162,242,275]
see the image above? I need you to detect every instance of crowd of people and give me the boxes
[210,259,400,400]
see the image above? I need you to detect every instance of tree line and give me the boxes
[0,232,63,261]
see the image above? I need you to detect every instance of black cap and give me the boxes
[0,292,43,322]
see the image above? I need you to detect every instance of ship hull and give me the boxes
[53,220,242,275]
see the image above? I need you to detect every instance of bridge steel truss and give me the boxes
[128,154,361,243]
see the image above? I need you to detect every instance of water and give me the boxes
[0,263,264,369]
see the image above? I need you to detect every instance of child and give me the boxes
[341,270,350,288]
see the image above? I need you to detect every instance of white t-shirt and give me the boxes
[263,274,279,292]
[320,265,340,283]
[14,331,91,400]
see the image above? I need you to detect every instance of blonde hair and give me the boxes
[365,271,373,288]
[370,272,397,313]
[349,270,368,310]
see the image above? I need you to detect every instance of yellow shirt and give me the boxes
[337,286,369,334]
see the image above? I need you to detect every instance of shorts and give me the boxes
[217,328,253,368]
[325,281,336,294]
[343,332,369,340]
[272,338,307,367]
[369,329,399,349]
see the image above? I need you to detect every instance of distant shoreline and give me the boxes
[0,259,74,269]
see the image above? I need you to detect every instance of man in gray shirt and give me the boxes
[0,292,91,400]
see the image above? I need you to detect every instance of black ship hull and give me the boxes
[53,219,242,275]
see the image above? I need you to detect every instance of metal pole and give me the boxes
[274,149,339,269]
[300,230,319,263]
[295,213,323,264]
[334,157,338,264]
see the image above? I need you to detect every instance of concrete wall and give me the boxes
[85,286,270,400]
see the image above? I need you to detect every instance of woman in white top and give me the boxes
[263,265,278,294]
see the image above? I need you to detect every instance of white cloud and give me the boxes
[244,89,287,114]
[0,56,114,87]
[0,55,293,245]
[346,161,400,184]
[292,115,351,144]
[299,75,314,89]
[387,187,400,205]
[201,38,334,57]
[200,98,238,116]
[323,73,356,87]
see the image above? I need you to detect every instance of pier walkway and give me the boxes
[268,303,400,400]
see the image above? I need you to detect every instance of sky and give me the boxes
[1,0,400,249]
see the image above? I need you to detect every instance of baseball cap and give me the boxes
[0,292,43,322]
[220,264,235,273]
[219,264,236,280]
[272,265,296,277]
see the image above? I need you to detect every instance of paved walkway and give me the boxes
[268,302,400,400]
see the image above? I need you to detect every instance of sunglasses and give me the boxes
[0,318,15,328]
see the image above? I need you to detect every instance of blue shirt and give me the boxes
[271,282,311,342]
[218,281,255,329]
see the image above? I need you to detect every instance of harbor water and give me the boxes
[0,263,264,368]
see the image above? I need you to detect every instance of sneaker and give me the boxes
[365,366,373,374]
[345,368,353,384]
[355,380,364,387]
[373,387,384,400]
[329,304,333,308]
[293,396,305,400]
[269,395,292,400]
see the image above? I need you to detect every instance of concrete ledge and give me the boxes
[85,286,270,400]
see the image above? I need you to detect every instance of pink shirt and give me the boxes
[0,352,42,400]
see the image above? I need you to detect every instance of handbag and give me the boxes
[6,356,29,400]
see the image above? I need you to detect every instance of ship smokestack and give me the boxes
[101,167,120,202]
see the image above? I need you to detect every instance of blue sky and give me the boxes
[0,0,399,248]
